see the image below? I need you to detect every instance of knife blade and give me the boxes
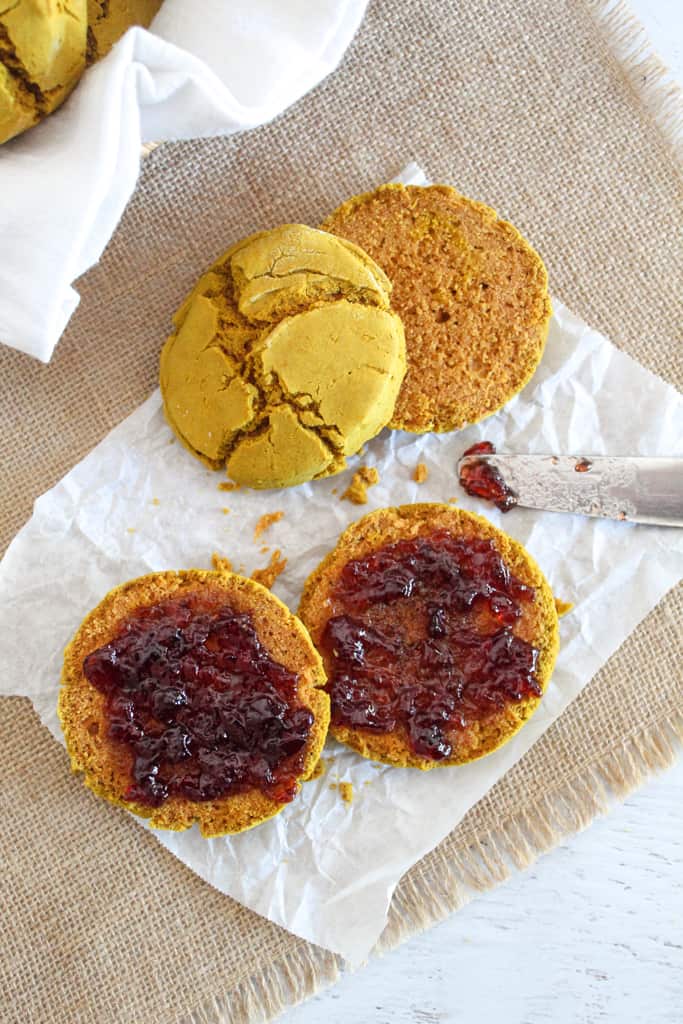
[456,453,683,527]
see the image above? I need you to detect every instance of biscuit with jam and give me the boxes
[323,184,552,434]
[299,504,559,769]
[59,569,329,836]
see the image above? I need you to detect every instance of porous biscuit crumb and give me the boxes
[413,463,428,484]
[254,511,284,540]
[341,466,379,505]
[222,507,230,515]
[219,481,240,492]
[151,497,161,506]
[555,598,573,617]
[323,184,551,433]
[211,553,233,573]
[251,550,287,589]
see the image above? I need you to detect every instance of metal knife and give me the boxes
[456,453,683,527]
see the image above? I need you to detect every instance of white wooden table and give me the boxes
[280,4,683,1021]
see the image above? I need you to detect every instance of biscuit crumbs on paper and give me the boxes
[413,462,428,484]
[308,759,326,780]
[555,598,574,617]
[254,511,284,540]
[341,466,379,504]
[338,782,353,804]
[218,481,240,492]
[251,550,287,589]
[211,553,233,573]
[151,497,161,506]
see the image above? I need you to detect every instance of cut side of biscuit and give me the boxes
[299,504,559,769]
[323,184,552,434]
[59,569,329,837]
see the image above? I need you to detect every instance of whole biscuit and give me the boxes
[59,569,330,837]
[299,504,559,769]
[160,224,407,489]
[323,184,552,434]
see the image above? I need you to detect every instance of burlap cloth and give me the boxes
[1,2,681,1021]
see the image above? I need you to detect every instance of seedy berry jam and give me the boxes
[320,529,540,760]
[458,441,517,512]
[83,592,313,807]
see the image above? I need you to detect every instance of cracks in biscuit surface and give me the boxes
[161,226,405,486]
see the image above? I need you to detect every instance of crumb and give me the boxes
[363,780,372,786]
[413,462,428,484]
[555,598,574,617]
[151,497,160,506]
[211,553,233,573]
[251,549,287,589]
[254,511,284,540]
[308,760,326,781]
[221,507,230,515]
[329,783,337,791]
[331,488,338,495]
[341,466,379,505]
[448,496,458,504]
[218,481,240,492]
[126,527,136,534]
[260,545,270,554]
[339,782,353,804]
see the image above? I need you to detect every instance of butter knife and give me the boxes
[456,451,683,527]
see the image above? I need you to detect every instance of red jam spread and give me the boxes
[458,441,517,512]
[320,529,540,760]
[574,458,592,473]
[83,592,313,807]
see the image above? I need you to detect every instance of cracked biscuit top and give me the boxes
[160,224,407,489]
[323,184,552,434]
[0,0,87,145]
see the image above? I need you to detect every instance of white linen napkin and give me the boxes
[0,0,368,363]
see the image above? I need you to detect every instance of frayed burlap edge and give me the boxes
[178,713,681,1024]
[585,0,683,165]
[181,943,341,1024]
[378,711,683,955]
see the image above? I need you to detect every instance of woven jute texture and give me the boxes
[1,2,681,1022]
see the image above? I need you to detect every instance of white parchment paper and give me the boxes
[1,167,682,964]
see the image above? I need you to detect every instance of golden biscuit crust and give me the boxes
[160,224,406,489]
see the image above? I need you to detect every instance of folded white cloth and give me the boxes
[0,0,368,362]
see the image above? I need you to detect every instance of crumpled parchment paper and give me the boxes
[1,166,681,964]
